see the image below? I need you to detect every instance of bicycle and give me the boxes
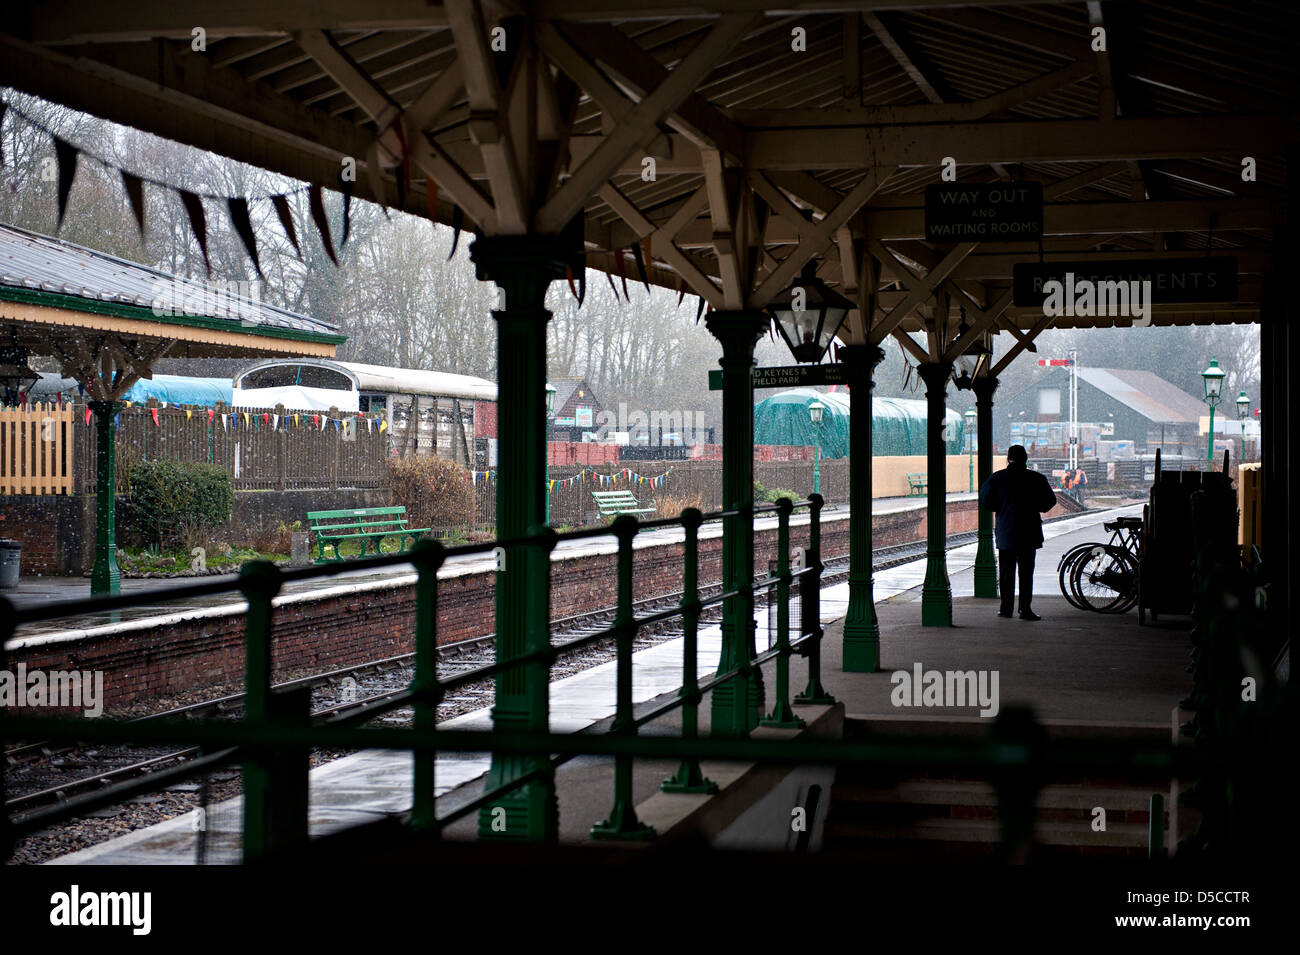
[1057,516,1142,613]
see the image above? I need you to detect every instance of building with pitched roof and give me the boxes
[994,366,1208,458]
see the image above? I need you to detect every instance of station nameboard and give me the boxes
[924,182,1043,242]
[708,364,851,391]
[1012,257,1239,307]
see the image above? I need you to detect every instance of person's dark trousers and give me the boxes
[998,547,1037,615]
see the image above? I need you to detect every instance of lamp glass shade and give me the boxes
[768,264,853,364]
[1201,359,1225,403]
[1236,390,1250,419]
[809,400,825,425]
[545,383,557,415]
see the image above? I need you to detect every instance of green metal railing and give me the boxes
[0,494,1225,862]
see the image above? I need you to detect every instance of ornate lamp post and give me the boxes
[1201,358,1226,464]
[809,399,825,495]
[1236,390,1251,464]
[544,382,556,525]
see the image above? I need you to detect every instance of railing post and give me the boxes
[89,399,122,596]
[761,498,805,728]
[663,509,717,794]
[1148,792,1166,859]
[410,539,446,832]
[796,493,834,705]
[238,560,309,862]
[592,516,655,839]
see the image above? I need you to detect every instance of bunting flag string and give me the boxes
[0,97,357,278]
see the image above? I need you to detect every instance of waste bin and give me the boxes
[0,539,20,589]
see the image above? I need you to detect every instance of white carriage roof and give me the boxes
[235,358,497,402]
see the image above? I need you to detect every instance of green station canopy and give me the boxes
[754,387,966,459]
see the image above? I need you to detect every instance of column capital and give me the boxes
[470,235,574,305]
[838,344,887,370]
[917,361,954,390]
[972,374,1000,403]
[705,309,769,346]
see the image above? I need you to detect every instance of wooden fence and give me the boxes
[73,402,391,493]
[0,403,76,494]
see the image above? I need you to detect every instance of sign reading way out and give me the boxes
[925,183,1043,241]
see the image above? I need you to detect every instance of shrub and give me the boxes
[385,456,475,532]
[653,491,706,518]
[752,480,801,504]
[124,461,234,550]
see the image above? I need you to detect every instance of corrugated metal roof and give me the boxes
[0,222,339,340]
[1076,367,1206,423]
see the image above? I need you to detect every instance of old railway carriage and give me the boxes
[233,359,497,464]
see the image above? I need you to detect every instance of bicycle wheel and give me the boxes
[1057,543,1097,610]
[1072,545,1138,613]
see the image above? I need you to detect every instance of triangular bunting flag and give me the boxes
[340,176,354,248]
[150,407,159,427]
[308,184,338,266]
[226,197,263,278]
[179,190,211,274]
[631,237,651,293]
[271,194,301,257]
[84,406,92,426]
[272,414,279,430]
[121,170,146,239]
[242,412,250,427]
[186,409,192,421]
[449,205,464,260]
[614,247,630,300]
[54,137,79,230]
[207,409,214,425]
[313,414,320,429]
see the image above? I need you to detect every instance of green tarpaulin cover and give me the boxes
[753,387,966,458]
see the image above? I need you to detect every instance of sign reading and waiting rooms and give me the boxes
[924,183,1043,241]
[708,364,850,391]
[1012,257,1239,307]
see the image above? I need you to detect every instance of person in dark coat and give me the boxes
[978,444,1057,620]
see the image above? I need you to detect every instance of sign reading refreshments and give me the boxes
[1013,257,1238,307]
[925,183,1043,241]
[708,364,851,391]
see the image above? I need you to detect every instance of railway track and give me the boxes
[3,515,1083,816]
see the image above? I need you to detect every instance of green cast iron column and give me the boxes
[89,399,122,596]
[972,375,999,599]
[705,310,767,735]
[840,345,885,671]
[918,362,954,626]
[470,235,568,841]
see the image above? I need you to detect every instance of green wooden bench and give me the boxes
[906,473,928,496]
[306,506,429,562]
[591,490,657,520]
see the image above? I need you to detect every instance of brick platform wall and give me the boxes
[8,500,1019,711]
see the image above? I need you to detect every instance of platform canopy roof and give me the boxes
[0,222,343,400]
[0,1,1293,370]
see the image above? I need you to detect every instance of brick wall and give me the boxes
[7,500,1012,711]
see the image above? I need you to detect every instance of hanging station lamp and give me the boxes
[767,262,853,364]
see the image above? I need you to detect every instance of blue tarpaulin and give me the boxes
[122,375,232,407]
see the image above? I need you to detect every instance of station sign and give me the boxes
[1012,257,1238,307]
[924,182,1043,242]
[708,364,851,391]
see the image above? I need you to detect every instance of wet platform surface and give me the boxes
[49,503,1182,863]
